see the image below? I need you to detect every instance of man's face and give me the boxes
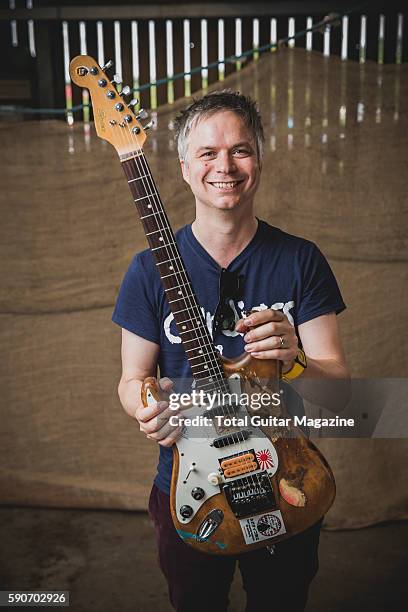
[180,110,261,212]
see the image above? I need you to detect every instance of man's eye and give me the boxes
[201,151,215,158]
[233,148,249,156]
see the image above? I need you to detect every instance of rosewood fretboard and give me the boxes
[121,152,225,388]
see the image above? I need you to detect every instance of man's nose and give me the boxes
[215,151,236,174]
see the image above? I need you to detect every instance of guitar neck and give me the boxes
[121,152,224,385]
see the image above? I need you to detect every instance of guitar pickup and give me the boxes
[220,452,258,478]
[213,429,251,448]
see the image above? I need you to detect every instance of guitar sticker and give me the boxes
[239,510,286,544]
[257,513,282,537]
[255,449,274,470]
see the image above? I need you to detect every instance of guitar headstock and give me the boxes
[69,55,149,157]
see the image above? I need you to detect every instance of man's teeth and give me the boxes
[211,181,240,189]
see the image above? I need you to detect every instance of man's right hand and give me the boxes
[136,377,183,447]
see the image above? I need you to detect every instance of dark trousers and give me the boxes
[148,484,321,612]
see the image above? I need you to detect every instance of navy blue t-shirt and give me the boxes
[112,220,346,493]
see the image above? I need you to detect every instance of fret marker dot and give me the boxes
[169,266,173,270]
[199,350,203,354]
[178,291,182,295]
[182,325,186,330]
[148,204,152,208]
[159,236,163,241]
[204,365,208,369]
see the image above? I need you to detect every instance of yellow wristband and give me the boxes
[282,349,307,382]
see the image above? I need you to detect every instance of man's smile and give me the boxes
[207,179,245,190]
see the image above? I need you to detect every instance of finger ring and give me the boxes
[279,336,286,349]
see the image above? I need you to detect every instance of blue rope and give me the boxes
[0,2,370,116]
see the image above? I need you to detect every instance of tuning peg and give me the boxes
[128,98,139,108]
[101,60,114,72]
[136,109,149,121]
[110,73,122,86]
[143,120,154,131]
[120,85,132,97]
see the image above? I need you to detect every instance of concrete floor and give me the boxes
[0,508,406,611]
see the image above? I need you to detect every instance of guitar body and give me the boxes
[69,54,336,557]
[143,353,335,556]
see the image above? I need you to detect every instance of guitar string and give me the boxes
[115,108,265,493]
[119,119,266,495]
[125,137,226,384]
[119,118,267,498]
[124,127,259,465]
[110,114,219,383]
[119,121,235,403]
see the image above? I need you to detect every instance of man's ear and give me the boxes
[180,159,190,185]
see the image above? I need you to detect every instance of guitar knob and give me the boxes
[180,505,194,519]
[207,472,222,486]
[101,59,114,72]
[191,487,205,500]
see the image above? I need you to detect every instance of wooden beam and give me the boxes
[0,2,385,21]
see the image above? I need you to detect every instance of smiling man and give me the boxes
[113,91,349,612]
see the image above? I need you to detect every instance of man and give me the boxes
[113,91,349,612]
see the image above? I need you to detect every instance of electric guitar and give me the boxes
[70,55,335,556]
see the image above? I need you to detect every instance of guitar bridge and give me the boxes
[223,472,277,518]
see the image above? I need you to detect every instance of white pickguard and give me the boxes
[173,376,279,524]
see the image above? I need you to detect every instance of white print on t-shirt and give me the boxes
[163,301,295,347]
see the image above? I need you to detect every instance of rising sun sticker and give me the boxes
[255,449,274,470]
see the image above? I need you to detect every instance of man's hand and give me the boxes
[136,377,183,448]
[235,309,298,372]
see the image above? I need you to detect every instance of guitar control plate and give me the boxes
[196,509,224,541]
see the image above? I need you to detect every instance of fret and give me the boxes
[146,229,169,237]
[164,279,193,292]
[155,257,183,266]
[177,316,201,325]
[188,349,206,368]
[134,193,159,203]
[185,347,206,353]
[183,336,213,345]
[140,213,158,219]
[160,272,178,279]
[151,243,176,251]
[179,328,203,335]
[128,174,150,183]
[198,380,228,391]
[166,278,192,289]
[168,294,195,303]
[194,368,218,375]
